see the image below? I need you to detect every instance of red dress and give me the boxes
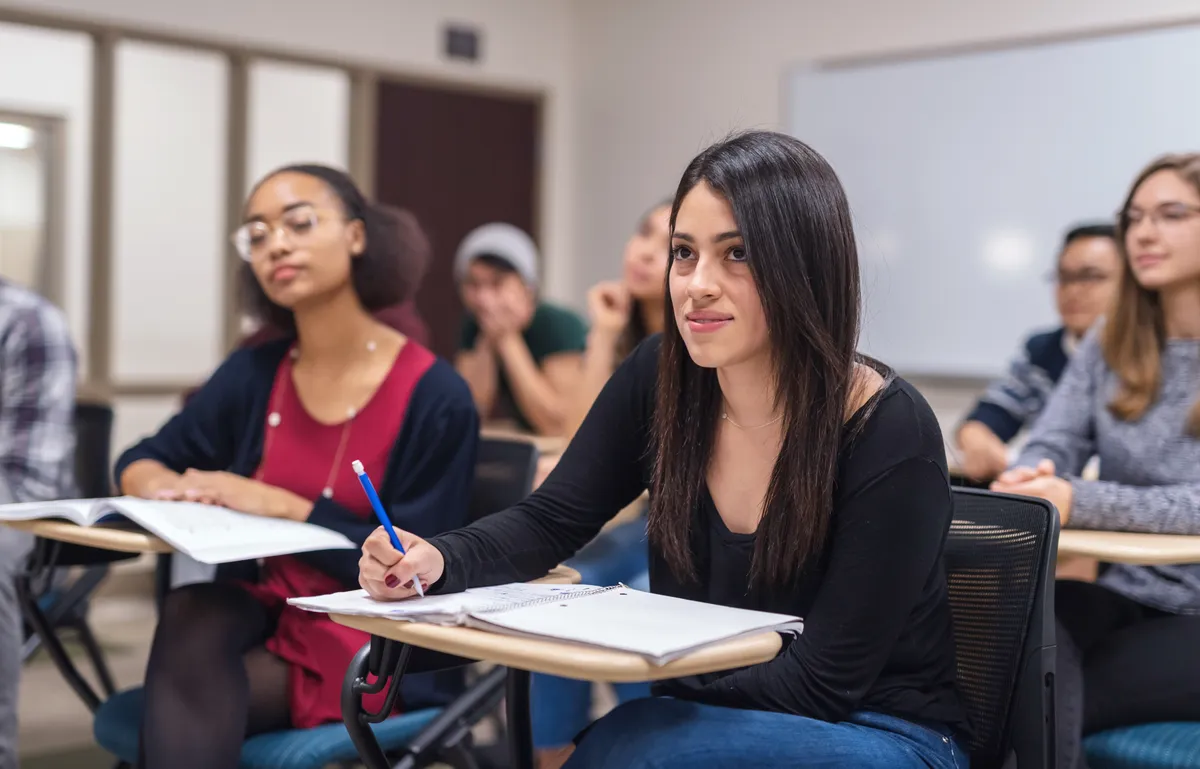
[240,341,435,729]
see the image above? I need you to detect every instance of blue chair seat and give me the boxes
[94,687,442,769]
[1085,722,1200,769]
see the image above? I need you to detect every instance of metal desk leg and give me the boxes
[341,637,411,769]
[17,540,104,712]
[505,668,534,769]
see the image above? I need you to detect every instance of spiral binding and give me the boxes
[472,583,625,615]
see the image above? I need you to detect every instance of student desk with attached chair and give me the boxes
[2,518,580,769]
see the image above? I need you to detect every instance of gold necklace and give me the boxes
[721,408,783,430]
[258,339,377,499]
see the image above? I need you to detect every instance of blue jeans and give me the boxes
[532,517,652,748]
[565,698,969,769]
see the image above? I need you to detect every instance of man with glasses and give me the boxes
[955,223,1120,482]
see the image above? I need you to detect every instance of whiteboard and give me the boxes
[787,24,1200,378]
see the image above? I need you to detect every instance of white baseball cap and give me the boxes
[454,223,540,288]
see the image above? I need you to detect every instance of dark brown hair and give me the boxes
[1107,153,1200,435]
[648,131,881,589]
[239,164,421,333]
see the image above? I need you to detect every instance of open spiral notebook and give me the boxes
[289,583,803,665]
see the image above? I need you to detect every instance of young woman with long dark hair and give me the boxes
[359,132,968,768]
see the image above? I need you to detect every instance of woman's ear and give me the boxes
[347,218,367,258]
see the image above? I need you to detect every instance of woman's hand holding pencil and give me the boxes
[359,526,443,600]
[353,458,443,600]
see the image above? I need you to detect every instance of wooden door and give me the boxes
[373,81,540,360]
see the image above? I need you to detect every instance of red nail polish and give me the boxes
[385,575,399,588]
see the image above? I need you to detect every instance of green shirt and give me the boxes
[459,302,588,431]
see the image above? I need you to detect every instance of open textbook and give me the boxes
[289,583,803,665]
[0,496,355,564]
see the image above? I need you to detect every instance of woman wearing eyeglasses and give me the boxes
[116,165,479,768]
[992,154,1200,769]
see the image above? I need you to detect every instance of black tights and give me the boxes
[1056,579,1200,769]
[138,582,291,769]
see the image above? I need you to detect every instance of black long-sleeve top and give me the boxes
[429,336,968,737]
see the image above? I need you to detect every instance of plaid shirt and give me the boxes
[0,281,76,503]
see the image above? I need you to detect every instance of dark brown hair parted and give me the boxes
[648,131,885,589]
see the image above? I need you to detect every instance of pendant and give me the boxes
[322,487,333,499]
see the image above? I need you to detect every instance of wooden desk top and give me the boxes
[2,519,172,554]
[533,565,581,585]
[332,613,781,683]
[334,561,778,682]
[480,426,567,457]
[1057,530,1200,565]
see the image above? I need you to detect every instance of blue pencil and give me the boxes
[352,459,424,598]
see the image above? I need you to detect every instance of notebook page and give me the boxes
[103,497,355,563]
[469,587,802,664]
[288,583,603,623]
[0,499,102,525]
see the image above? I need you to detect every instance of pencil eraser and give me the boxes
[351,460,364,474]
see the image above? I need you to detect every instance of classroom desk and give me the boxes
[1,519,174,712]
[5,519,172,554]
[480,425,567,457]
[1057,530,1200,565]
[336,576,780,769]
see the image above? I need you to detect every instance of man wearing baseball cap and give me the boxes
[454,223,587,436]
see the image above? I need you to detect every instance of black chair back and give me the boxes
[73,401,114,499]
[467,438,539,523]
[44,401,127,566]
[946,487,1059,769]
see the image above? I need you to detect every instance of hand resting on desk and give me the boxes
[121,459,314,522]
[991,459,1074,526]
[359,526,442,599]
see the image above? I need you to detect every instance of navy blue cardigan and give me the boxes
[963,327,1071,443]
[114,338,480,587]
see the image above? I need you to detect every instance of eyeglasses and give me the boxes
[1047,268,1113,288]
[232,207,344,261]
[1118,202,1200,231]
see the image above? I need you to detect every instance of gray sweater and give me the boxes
[1015,329,1200,615]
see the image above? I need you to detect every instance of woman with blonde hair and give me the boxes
[993,153,1200,769]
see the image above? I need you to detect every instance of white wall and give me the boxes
[0,147,45,289]
[0,21,91,373]
[246,59,350,187]
[0,148,42,228]
[8,0,1199,439]
[568,0,1200,434]
[0,0,580,303]
[111,40,228,383]
[571,0,1200,301]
